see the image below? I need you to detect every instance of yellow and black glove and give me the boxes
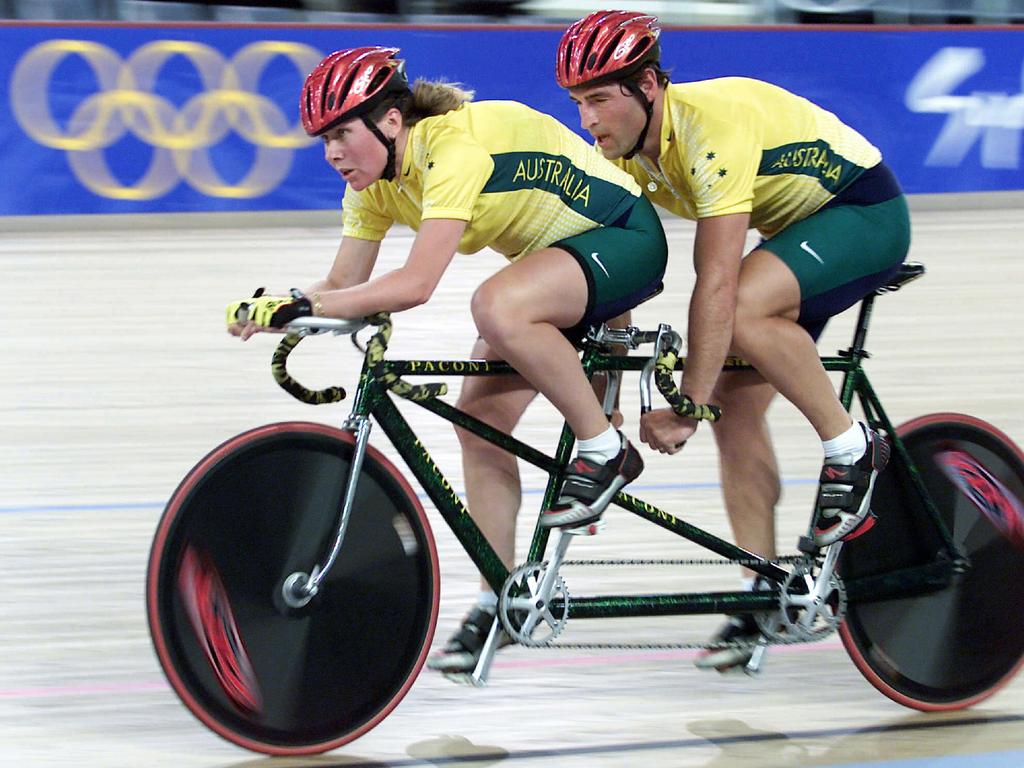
[226,288,313,329]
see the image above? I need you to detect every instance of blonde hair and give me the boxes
[369,78,474,126]
[405,79,474,123]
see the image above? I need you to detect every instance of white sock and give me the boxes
[577,425,622,463]
[741,576,756,592]
[823,421,867,464]
[477,590,497,612]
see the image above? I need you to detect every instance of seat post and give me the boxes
[836,294,876,411]
[847,262,926,357]
[845,292,877,364]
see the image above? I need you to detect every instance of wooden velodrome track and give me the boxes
[1,195,1023,767]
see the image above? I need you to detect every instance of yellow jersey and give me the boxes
[342,100,644,259]
[615,79,882,238]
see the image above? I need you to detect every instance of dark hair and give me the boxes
[626,62,672,89]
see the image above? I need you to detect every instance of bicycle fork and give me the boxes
[280,416,374,610]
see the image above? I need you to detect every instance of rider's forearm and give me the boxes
[313,223,461,319]
[681,277,736,403]
[318,266,438,318]
[682,213,747,404]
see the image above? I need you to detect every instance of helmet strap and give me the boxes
[362,116,398,182]
[620,80,654,160]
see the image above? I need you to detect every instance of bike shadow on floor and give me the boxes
[685,710,1024,767]
[219,734,509,768]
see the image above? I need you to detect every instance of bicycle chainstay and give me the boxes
[508,554,840,652]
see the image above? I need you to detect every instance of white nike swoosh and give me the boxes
[800,240,824,264]
[590,252,610,278]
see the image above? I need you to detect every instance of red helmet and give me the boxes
[556,10,661,89]
[300,46,410,137]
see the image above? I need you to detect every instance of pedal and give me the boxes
[564,518,606,536]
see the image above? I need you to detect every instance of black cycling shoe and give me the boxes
[426,606,510,674]
[540,432,644,529]
[694,614,762,672]
[812,423,891,547]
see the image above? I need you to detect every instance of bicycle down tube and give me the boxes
[346,334,959,614]
[349,347,793,614]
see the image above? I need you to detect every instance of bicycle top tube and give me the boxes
[275,313,724,427]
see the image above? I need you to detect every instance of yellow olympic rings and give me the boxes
[10,39,324,200]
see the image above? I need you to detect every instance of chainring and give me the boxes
[498,562,569,647]
[756,561,846,643]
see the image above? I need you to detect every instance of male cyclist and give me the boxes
[556,10,910,671]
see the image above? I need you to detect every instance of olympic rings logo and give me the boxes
[10,39,324,200]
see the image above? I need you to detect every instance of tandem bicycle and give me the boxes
[146,261,1024,755]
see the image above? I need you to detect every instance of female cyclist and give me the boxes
[226,46,669,674]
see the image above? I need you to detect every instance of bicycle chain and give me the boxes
[561,555,808,568]
[509,554,835,652]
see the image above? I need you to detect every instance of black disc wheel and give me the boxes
[147,422,439,754]
[840,413,1024,709]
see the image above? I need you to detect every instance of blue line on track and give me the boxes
[0,478,818,515]
[0,501,166,514]
[816,749,1024,768]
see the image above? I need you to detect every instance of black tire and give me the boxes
[147,422,439,755]
[840,413,1024,709]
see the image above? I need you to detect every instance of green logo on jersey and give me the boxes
[482,152,634,224]
[759,141,864,192]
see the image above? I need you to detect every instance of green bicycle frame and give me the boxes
[339,290,960,621]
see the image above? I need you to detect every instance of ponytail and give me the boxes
[368,78,474,126]
[405,79,474,123]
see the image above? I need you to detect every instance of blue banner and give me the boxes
[1,23,1021,216]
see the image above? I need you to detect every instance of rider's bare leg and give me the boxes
[427,345,539,675]
[729,249,852,441]
[454,338,538,589]
[696,376,780,673]
[472,248,642,530]
[470,247,611,443]
[731,249,884,547]
[710,370,781,578]
[431,254,629,674]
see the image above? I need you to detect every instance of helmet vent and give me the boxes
[367,67,392,97]
[562,39,574,82]
[320,64,337,115]
[337,67,360,110]
[577,28,598,77]
[596,29,625,71]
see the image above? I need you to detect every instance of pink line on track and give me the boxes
[0,681,168,699]
[495,640,844,669]
[0,642,844,699]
